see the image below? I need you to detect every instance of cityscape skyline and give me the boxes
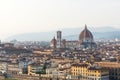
[0,0,120,80]
[0,0,120,40]
[0,22,120,80]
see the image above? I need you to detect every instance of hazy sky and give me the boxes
[0,0,120,40]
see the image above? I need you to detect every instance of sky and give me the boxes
[0,0,120,40]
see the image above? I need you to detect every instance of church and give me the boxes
[79,25,96,49]
[50,25,96,50]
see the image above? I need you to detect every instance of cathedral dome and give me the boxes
[79,25,93,42]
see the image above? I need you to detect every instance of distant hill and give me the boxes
[63,31,120,40]
[5,27,120,41]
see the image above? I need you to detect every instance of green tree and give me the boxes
[36,63,47,80]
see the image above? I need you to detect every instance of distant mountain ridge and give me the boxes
[5,27,120,41]
[63,31,120,40]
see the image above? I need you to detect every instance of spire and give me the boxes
[85,24,87,29]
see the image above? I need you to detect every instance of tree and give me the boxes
[36,63,47,80]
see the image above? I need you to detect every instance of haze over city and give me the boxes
[0,0,120,40]
[1,0,120,80]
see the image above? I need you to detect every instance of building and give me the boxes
[66,40,78,49]
[50,37,57,49]
[57,31,62,48]
[18,61,28,74]
[95,62,120,80]
[62,39,66,48]
[4,43,14,48]
[79,25,96,49]
[0,62,7,73]
[71,63,109,80]
[7,62,22,75]
[28,62,46,76]
[50,25,96,50]
[32,48,53,54]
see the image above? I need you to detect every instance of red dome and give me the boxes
[79,25,93,41]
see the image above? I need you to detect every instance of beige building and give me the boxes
[71,63,109,80]
[95,62,120,80]
[7,62,22,75]
[32,49,53,54]
[28,62,45,76]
